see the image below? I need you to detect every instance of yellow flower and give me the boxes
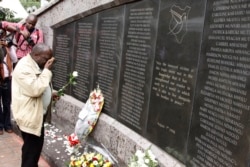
[75,160,82,166]
[86,153,94,161]
[82,161,88,167]
[68,152,113,167]
[70,161,75,166]
[103,162,112,167]
[99,160,104,166]
[96,153,102,160]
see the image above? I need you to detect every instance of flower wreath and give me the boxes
[64,85,105,155]
[74,85,104,140]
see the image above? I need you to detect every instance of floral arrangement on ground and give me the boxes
[68,151,113,167]
[128,146,158,167]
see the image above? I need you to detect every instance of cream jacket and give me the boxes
[11,54,52,136]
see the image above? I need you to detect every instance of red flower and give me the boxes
[92,157,98,161]
[67,133,80,146]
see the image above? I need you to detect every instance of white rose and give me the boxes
[144,158,150,164]
[147,149,156,161]
[93,160,99,165]
[135,150,144,158]
[72,71,78,77]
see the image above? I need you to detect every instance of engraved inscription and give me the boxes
[53,34,71,89]
[119,7,155,130]
[191,1,250,166]
[152,61,194,106]
[73,21,94,100]
[96,15,120,112]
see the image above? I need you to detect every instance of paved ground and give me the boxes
[0,122,125,167]
[0,131,51,167]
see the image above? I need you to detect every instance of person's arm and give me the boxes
[36,29,44,43]
[1,21,30,39]
[0,40,18,63]
[15,67,52,97]
[1,21,19,33]
[14,56,54,97]
[6,46,17,63]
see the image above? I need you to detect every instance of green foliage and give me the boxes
[0,7,22,22]
[6,17,22,22]
[20,0,40,9]
[0,0,35,22]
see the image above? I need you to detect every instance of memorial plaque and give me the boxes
[52,23,75,94]
[187,1,250,167]
[52,0,250,165]
[145,0,206,163]
[116,0,159,133]
[71,15,97,102]
[93,6,125,116]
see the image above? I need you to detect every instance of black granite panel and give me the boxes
[93,6,125,116]
[187,1,250,167]
[71,15,97,102]
[145,0,206,163]
[52,0,250,166]
[116,0,160,134]
[52,23,75,94]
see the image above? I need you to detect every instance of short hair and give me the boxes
[26,14,38,23]
[31,43,51,56]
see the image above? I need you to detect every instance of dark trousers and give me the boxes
[21,126,44,167]
[0,77,12,131]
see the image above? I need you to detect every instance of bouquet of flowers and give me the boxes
[68,151,113,167]
[128,146,158,167]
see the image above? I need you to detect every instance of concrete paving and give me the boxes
[0,131,50,167]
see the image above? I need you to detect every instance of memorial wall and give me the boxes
[52,0,250,166]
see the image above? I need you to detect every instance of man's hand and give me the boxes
[52,92,60,102]
[19,30,30,39]
[44,57,55,70]
[0,40,7,46]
